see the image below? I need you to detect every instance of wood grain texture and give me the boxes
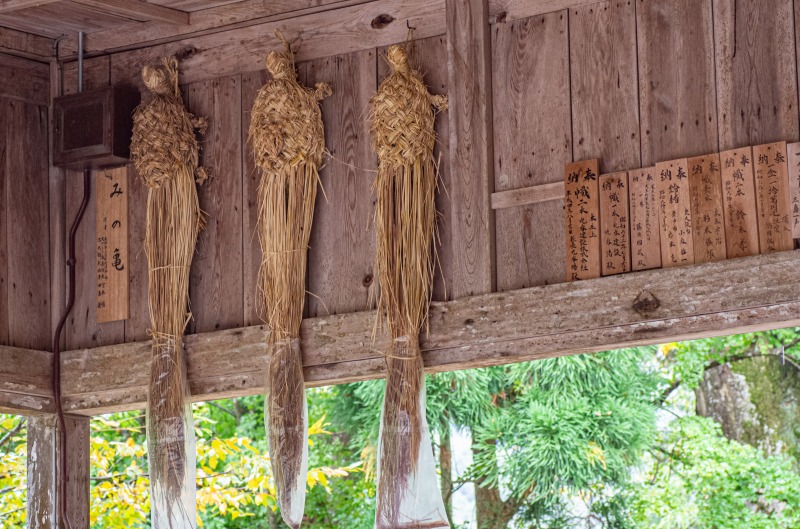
[0,25,54,59]
[0,344,52,414]
[446,0,496,297]
[492,11,570,290]
[6,100,50,350]
[0,99,7,345]
[753,141,793,253]
[95,167,129,323]
[787,142,800,237]
[655,158,694,267]
[66,169,125,350]
[107,0,446,88]
[305,49,376,316]
[487,0,597,22]
[62,54,110,95]
[714,0,799,150]
[688,154,726,263]
[564,159,600,281]
[187,75,244,334]
[71,0,190,25]
[628,167,661,271]
[569,0,640,172]
[64,415,90,529]
[0,54,49,105]
[637,0,717,166]
[124,164,150,342]
[57,250,800,415]
[720,146,760,258]
[0,2,136,39]
[27,415,57,529]
[240,68,269,326]
[599,171,630,275]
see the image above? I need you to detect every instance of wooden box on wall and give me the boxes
[52,86,140,170]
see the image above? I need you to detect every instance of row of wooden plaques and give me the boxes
[565,141,800,281]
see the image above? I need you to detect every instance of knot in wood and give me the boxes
[371,14,395,29]
[632,290,660,315]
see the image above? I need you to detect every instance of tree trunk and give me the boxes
[440,422,453,524]
[472,433,518,529]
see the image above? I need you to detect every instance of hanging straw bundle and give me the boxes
[369,44,449,529]
[131,56,207,529]
[248,44,331,528]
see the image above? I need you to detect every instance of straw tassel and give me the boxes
[249,43,331,528]
[370,44,449,529]
[131,56,206,529]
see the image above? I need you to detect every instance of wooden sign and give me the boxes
[787,141,800,238]
[753,141,793,253]
[96,167,129,323]
[564,159,600,281]
[628,167,661,271]
[719,147,759,258]
[688,154,726,263]
[655,159,694,267]
[599,172,630,275]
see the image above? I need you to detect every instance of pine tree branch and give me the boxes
[0,418,25,449]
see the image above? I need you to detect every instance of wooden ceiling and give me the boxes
[0,0,367,60]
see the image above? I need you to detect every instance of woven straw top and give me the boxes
[249,49,331,173]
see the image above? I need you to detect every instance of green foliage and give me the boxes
[0,415,26,528]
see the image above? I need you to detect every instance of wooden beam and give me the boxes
[71,0,190,25]
[0,345,53,415]
[445,0,496,297]
[0,27,53,60]
[0,54,50,105]
[0,0,57,14]
[487,0,599,23]
[48,250,800,416]
[491,181,564,209]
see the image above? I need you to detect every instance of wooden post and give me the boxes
[446,0,495,298]
[27,415,90,529]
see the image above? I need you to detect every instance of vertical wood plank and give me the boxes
[637,0,718,166]
[628,167,661,271]
[0,99,7,345]
[27,415,57,529]
[241,68,269,326]
[786,141,800,238]
[6,101,50,350]
[570,0,640,172]
[720,146,760,258]
[305,50,377,317]
[492,12,571,290]
[599,171,630,276]
[714,0,799,150]
[688,154,727,263]
[187,75,244,334]
[95,168,129,323]
[124,164,150,342]
[753,141,793,253]
[446,0,496,297]
[656,158,694,267]
[564,159,600,281]
[65,415,90,529]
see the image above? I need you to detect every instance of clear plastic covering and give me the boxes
[147,339,197,529]
[375,337,449,529]
[265,337,308,528]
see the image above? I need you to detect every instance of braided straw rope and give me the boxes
[249,43,330,529]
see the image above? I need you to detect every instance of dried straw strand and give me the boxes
[249,44,330,529]
[369,44,448,529]
[132,56,207,529]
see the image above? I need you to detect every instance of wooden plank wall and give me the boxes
[47,0,800,350]
[0,55,50,351]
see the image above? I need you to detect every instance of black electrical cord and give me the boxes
[52,167,90,529]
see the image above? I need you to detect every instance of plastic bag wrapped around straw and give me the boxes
[248,44,331,528]
[369,44,449,529]
[131,56,207,529]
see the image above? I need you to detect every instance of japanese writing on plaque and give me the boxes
[753,142,793,253]
[564,159,600,281]
[787,142,800,238]
[96,167,129,323]
[599,172,630,276]
[629,168,661,271]
[687,154,726,263]
[655,159,694,267]
[719,147,759,258]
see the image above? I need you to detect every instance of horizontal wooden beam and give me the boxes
[72,0,190,25]
[51,250,800,416]
[0,345,52,415]
[0,27,54,60]
[0,0,57,14]
[491,181,564,209]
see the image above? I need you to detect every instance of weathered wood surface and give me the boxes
[0,54,49,105]
[446,0,495,297]
[787,141,800,238]
[0,345,53,415]
[599,171,630,275]
[564,159,600,281]
[65,415,90,529]
[688,154,726,263]
[628,167,661,271]
[0,26,53,59]
[753,141,793,253]
[656,158,694,267]
[51,250,800,416]
[492,11,570,290]
[95,167,129,323]
[72,0,190,25]
[720,146,760,258]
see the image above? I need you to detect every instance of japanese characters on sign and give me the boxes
[753,142,793,253]
[719,147,760,258]
[96,167,130,323]
[687,154,726,263]
[564,159,601,281]
[787,142,800,238]
[599,172,630,276]
[628,167,661,271]
[655,159,694,267]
